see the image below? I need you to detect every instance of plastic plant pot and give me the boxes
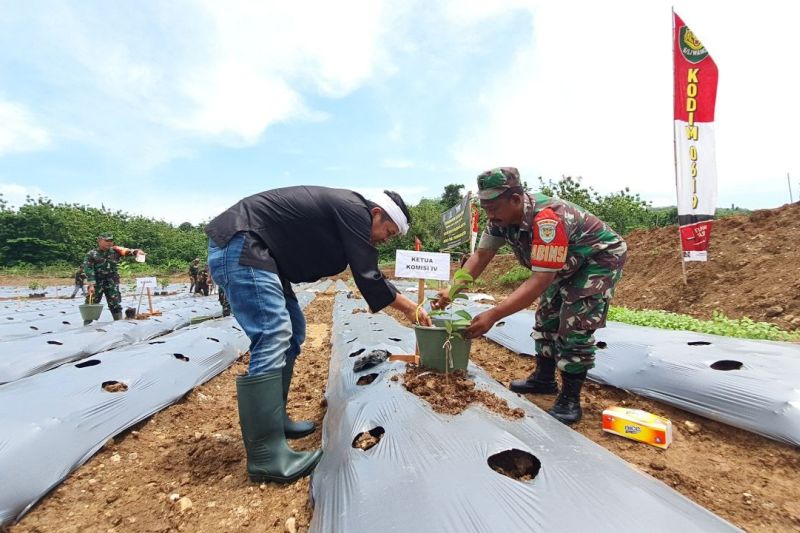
[414,325,471,373]
[79,303,104,322]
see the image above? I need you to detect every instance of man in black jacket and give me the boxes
[206,186,430,484]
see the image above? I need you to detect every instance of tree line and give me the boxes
[1,178,751,268]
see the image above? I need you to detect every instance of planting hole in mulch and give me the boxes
[596,341,607,349]
[30,326,38,330]
[711,360,743,371]
[488,449,541,482]
[75,359,101,368]
[346,337,358,344]
[688,341,712,346]
[232,326,242,332]
[495,321,506,327]
[349,348,365,358]
[388,337,402,342]
[46,340,63,345]
[206,337,220,342]
[173,353,190,362]
[102,381,128,393]
[403,365,524,419]
[357,373,379,386]
[352,427,385,451]
[148,341,165,344]
[62,321,70,325]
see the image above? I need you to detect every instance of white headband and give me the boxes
[368,192,409,236]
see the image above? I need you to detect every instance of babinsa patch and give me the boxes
[537,219,558,244]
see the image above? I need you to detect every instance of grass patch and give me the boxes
[608,307,800,342]
[497,265,532,285]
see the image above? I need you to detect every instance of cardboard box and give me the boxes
[602,406,673,449]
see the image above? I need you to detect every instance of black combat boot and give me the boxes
[509,355,558,394]
[547,370,587,425]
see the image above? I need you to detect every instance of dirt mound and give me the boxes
[613,202,800,330]
[403,365,524,419]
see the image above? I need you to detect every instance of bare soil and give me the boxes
[403,365,523,419]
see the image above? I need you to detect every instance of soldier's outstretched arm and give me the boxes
[465,271,556,339]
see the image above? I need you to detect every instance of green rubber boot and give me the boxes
[236,370,321,483]
[111,311,122,321]
[282,358,316,439]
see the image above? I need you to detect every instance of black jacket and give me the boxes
[206,186,398,311]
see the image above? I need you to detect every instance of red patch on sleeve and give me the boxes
[531,208,568,269]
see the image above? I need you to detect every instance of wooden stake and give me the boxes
[146,287,154,314]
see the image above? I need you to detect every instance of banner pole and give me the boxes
[789,172,794,204]
[672,7,688,285]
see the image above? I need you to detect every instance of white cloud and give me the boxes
[450,0,800,206]
[0,99,50,156]
[5,1,394,167]
[0,182,46,207]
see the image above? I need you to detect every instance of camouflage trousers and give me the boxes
[532,249,626,375]
[86,277,123,314]
[219,287,231,317]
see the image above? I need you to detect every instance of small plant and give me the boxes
[28,281,41,292]
[429,268,474,335]
[608,307,800,342]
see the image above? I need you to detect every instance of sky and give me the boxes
[0,0,798,224]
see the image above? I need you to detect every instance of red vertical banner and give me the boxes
[414,236,422,251]
[674,11,718,262]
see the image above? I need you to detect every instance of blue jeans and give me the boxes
[208,233,306,375]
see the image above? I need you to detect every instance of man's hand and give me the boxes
[465,309,498,339]
[87,284,95,295]
[431,288,451,310]
[409,305,432,327]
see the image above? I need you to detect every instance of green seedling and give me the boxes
[429,268,475,338]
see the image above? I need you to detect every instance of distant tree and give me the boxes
[178,222,194,231]
[441,184,465,209]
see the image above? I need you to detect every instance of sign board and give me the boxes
[394,250,451,281]
[441,194,471,250]
[135,277,158,295]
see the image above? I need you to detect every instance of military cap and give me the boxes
[98,232,114,241]
[476,167,522,200]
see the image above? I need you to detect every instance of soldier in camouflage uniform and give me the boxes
[83,232,143,324]
[219,287,232,317]
[189,258,200,293]
[433,167,627,424]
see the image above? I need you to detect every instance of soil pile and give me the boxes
[613,202,800,331]
[403,365,524,419]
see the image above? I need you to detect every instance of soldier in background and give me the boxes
[189,258,200,293]
[194,264,210,296]
[70,266,86,298]
[83,232,144,323]
[434,167,627,425]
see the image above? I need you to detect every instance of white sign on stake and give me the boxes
[395,250,451,281]
[135,277,158,295]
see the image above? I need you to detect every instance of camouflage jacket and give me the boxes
[83,246,136,283]
[189,264,199,277]
[478,192,626,279]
